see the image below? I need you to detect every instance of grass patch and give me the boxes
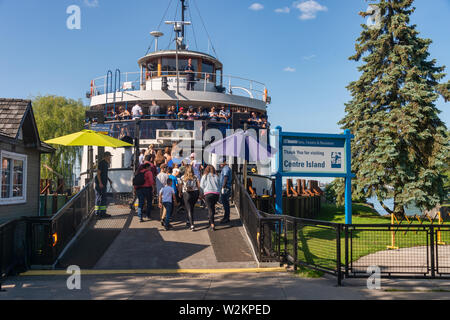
[293,266,324,278]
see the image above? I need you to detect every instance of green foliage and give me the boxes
[339,0,450,216]
[324,182,337,204]
[325,178,367,207]
[33,95,87,186]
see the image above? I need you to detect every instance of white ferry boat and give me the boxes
[79,0,272,194]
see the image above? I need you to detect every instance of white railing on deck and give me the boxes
[90,71,267,102]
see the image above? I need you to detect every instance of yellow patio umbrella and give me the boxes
[44,129,133,147]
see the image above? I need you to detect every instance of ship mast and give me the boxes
[181,0,186,49]
[165,0,191,95]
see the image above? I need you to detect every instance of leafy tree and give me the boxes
[339,0,450,217]
[33,95,87,187]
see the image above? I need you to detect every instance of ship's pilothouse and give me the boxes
[79,0,272,194]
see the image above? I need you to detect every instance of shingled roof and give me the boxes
[0,99,31,139]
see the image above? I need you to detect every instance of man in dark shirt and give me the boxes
[185,58,195,91]
[95,152,113,218]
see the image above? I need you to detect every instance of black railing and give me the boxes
[232,174,450,285]
[232,173,281,262]
[29,182,95,266]
[0,219,29,280]
[0,182,96,276]
[279,218,450,285]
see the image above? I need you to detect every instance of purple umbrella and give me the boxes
[204,129,277,188]
[204,129,277,162]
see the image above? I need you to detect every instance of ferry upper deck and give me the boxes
[88,49,270,116]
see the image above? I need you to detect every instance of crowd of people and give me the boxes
[107,101,269,128]
[127,144,232,231]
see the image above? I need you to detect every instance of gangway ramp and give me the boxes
[56,201,259,271]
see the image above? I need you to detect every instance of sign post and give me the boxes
[272,127,354,224]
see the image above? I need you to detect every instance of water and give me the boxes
[366,196,423,216]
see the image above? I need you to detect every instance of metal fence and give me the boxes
[232,174,450,285]
[29,182,95,266]
[0,219,28,278]
[232,173,281,262]
[280,219,450,285]
[0,182,95,276]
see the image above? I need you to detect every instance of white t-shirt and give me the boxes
[131,104,142,118]
[160,185,175,203]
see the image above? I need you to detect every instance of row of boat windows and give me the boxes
[88,120,266,141]
[146,58,215,75]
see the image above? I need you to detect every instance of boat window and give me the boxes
[139,120,196,139]
[109,122,135,140]
[202,61,214,76]
[201,61,215,82]
[161,58,198,76]
[146,61,157,77]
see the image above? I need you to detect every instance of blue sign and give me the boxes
[272,128,355,224]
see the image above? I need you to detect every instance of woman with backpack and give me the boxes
[180,165,201,231]
[133,162,154,222]
[200,165,221,231]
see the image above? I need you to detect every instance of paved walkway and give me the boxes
[3,199,450,300]
[2,272,450,300]
[352,245,450,274]
[57,200,259,270]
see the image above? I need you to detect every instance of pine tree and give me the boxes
[339,0,450,217]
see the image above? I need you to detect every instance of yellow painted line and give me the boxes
[20,267,286,276]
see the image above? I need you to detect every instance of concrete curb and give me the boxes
[20,267,287,276]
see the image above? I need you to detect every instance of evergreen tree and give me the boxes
[33,95,87,187]
[339,0,450,217]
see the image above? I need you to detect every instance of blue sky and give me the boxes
[0,0,449,134]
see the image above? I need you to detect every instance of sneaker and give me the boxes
[160,220,164,226]
[101,213,112,218]
[190,225,195,231]
[186,222,191,229]
[139,218,144,223]
[164,224,173,230]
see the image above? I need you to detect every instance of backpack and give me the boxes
[133,171,146,187]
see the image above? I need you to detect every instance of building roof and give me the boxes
[0,98,54,153]
[0,99,31,139]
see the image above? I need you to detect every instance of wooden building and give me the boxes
[0,99,54,224]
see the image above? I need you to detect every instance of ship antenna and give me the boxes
[181,0,186,41]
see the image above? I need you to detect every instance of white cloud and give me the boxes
[275,7,290,13]
[293,0,327,20]
[249,3,264,11]
[84,0,99,8]
[302,54,317,60]
[283,67,296,72]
